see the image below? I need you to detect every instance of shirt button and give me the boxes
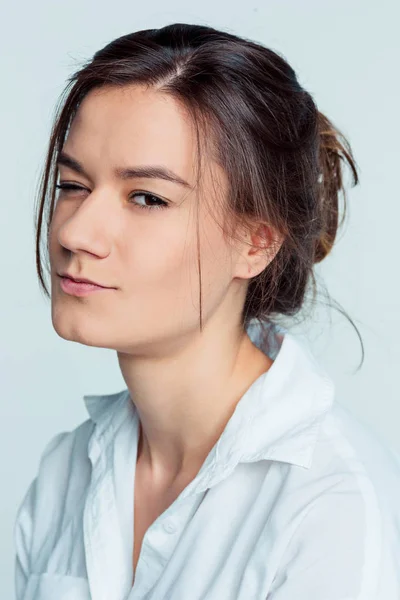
[163,520,177,534]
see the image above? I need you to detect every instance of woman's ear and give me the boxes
[235,221,284,280]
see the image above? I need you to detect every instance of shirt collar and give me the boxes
[83,319,334,492]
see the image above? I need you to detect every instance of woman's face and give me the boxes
[48,84,248,355]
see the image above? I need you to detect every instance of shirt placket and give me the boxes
[83,434,133,600]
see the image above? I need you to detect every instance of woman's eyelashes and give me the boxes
[55,182,169,211]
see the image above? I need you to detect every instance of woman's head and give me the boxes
[38,23,359,354]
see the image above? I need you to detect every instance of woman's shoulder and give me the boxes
[307,400,400,524]
[15,418,95,528]
[32,388,129,482]
[319,401,400,491]
[15,388,130,528]
[267,402,400,597]
[40,418,94,465]
[14,418,96,590]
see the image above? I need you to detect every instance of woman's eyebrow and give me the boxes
[56,150,193,189]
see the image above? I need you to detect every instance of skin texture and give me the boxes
[49,84,281,494]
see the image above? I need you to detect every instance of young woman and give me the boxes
[14,22,400,600]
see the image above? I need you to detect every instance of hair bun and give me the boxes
[314,111,359,264]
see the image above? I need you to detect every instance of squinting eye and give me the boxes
[55,183,168,212]
[56,183,86,195]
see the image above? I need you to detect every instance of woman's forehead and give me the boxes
[66,85,227,195]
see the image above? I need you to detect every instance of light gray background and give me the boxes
[1,0,399,595]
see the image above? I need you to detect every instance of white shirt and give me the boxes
[14,320,400,600]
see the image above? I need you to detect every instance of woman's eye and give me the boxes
[55,183,88,201]
[56,183,86,195]
[128,192,168,211]
[55,183,168,211]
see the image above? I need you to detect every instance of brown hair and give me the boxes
[35,23,363,363]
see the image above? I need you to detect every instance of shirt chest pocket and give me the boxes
[23,573,91,600]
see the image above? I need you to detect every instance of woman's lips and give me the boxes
[59,276,113,297]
